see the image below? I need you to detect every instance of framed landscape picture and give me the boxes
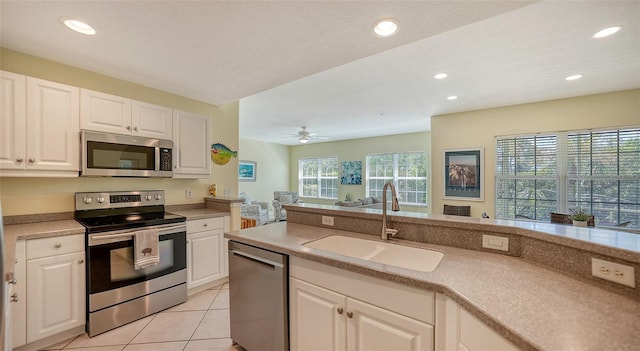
[443,148,484,201]
[239,160,256,182]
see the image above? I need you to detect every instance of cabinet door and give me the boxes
[436,294,519,351]
[11,240,27,348]
[172,109,210,178]
[187,229,223,289]
[132,100,172,140]
[26,77,80,171]
[80,89,132,135]
[290,278,347,351]
[26,251,85,343]
[347,297,433,351]
[0,70,26,170]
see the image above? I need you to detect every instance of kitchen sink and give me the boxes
[302,235,443,272]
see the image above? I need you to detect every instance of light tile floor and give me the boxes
[42,282,239,351]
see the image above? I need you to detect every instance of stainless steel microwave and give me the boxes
[81,131,173,177]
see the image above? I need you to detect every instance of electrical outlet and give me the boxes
[322,216,334,226]
[185,189,193,199]
[482,234,509,252]
[591,258,636,288]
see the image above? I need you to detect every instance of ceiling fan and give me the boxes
[292,126,329,144]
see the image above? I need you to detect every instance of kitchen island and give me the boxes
[225,204,640,351]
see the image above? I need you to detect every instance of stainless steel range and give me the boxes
[75,190,187,336]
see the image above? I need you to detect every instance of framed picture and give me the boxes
[238,160,256,182]
[443,148,484,201]
[340,161,362,185]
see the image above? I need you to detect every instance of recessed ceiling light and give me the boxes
[593,26,622,39]
[372,19,399,37]
[434,73,448,79]
[61,18,96,35]
[447,96,458,100]
[565,74,583,81]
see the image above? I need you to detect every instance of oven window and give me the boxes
[89,231,186,294]
[87,141,155,170]
[110,240,175,282]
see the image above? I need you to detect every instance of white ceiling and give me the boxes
[2,1,639,145]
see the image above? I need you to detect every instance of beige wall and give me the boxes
[431,89,640,218]
[238,138,290,219]
[289,132,431,213]
[0,48,239,216]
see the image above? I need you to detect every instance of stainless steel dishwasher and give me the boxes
[229,241,289,351]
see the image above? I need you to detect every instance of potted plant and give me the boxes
[570,208,590,227]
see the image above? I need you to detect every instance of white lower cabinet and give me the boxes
[186,217,228,291]
[10,235,86,349]
[435,294,520,351]
[289,257,434,351]
[11,240,27,349]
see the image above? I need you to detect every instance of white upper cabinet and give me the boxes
[0,71,80,176]
[0,70,26,171]
[172,109,211,178]
[81,89,172,140]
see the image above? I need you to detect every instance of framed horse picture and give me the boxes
[443,148,484,201]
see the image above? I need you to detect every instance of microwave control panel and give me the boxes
[160,148,173,171]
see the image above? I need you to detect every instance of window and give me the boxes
[496,127,640,229]
[495,135,558,221]
[298,157,338,199]
[366,152,428,206]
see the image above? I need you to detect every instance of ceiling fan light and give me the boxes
[299,136,309,144]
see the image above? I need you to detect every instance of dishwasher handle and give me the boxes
[230,249,284,269]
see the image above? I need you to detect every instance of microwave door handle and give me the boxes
[155,146,160,174]
[90,224,185,241]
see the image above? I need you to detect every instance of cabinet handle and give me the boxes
[134,126,138,131]
[16,158,23,162]
[8,278,17,285]
[28,158,35,163]
[54,243,62,248]
[78,259,85,264]
[10,293,18,303]
[337,307,344,315]
[346,311,353,319]
[203,223,208,227]
[127,126,131,130]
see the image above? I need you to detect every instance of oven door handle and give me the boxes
[90,224,185,241]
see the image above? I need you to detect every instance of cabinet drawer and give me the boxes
[26,234,85,260]
[187,217,224,233]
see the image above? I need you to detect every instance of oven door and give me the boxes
[87,223,186,312]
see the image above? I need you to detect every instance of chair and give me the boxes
[550,212,595,227]
[272,191,303,222]
[443,205,471,217]
[239,193,269,225]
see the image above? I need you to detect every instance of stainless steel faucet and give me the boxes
[381,181,400,240]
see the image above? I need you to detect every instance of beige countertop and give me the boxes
[169,208,228,221]
[225,222,640,351]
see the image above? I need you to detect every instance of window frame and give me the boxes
[298,157,339,200]
[366,151,428,207]
[495,126,640,230]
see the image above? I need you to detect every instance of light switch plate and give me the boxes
[482,234,509,252]
[591,258,636,288]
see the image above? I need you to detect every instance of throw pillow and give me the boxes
[279,194,293,204]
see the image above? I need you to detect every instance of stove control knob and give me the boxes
[155,194,162,200]
[145,195,153,201]
[83,197,92,204]
[97,197,105,204]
